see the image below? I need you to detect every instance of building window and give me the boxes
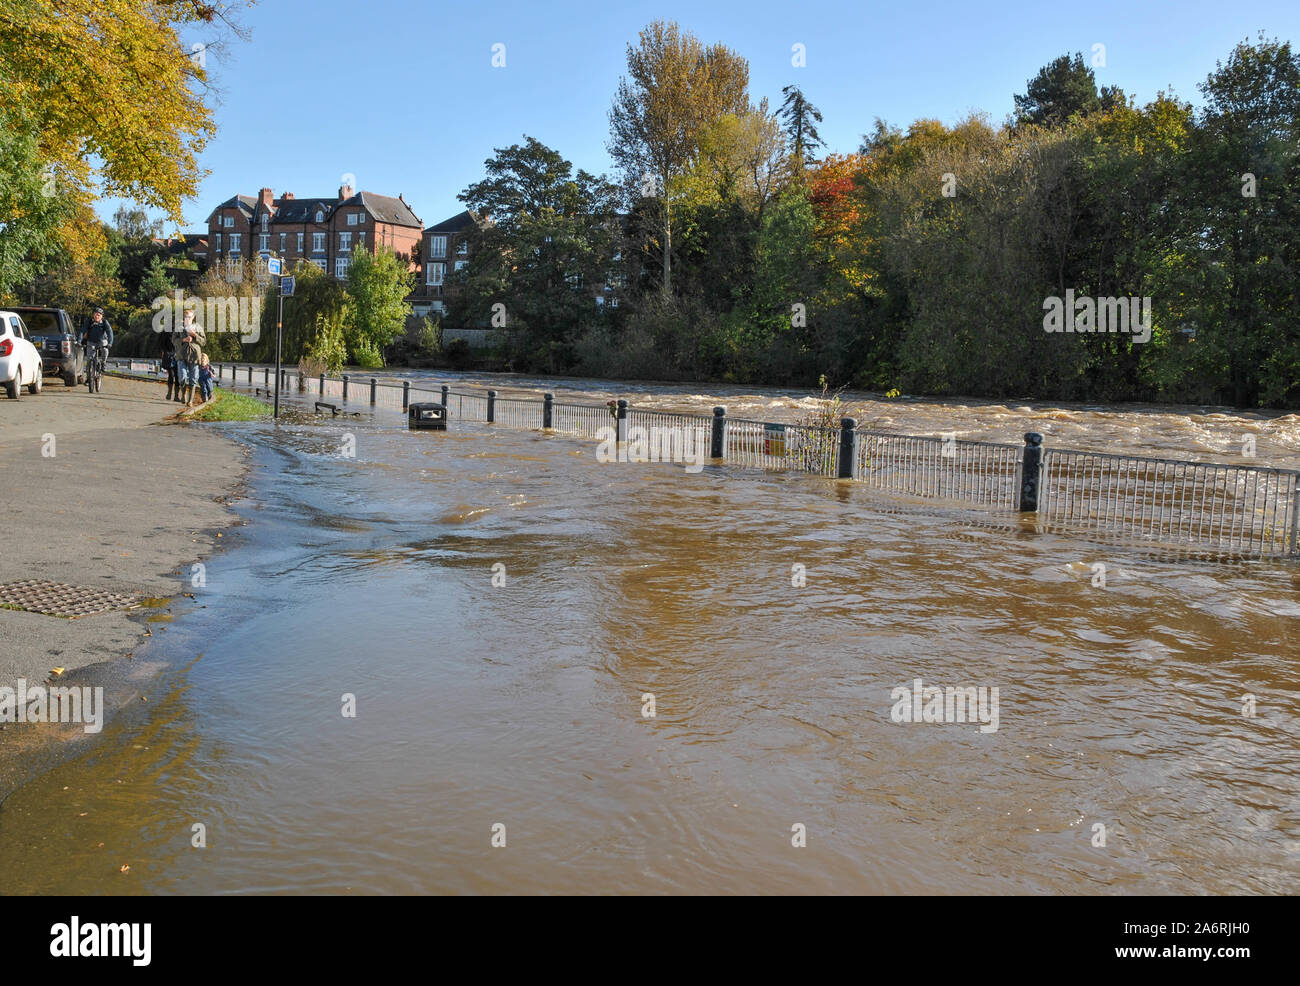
[357,212,365,224]
[279,233,287,253]
[454,260,468,272]
[456,238,468,255]
[429,235,447,258]
[223,216,234,228]
[313,259,326,271]
[347,213,358,226]
[312,232,325,253]
[315,210,324,223]
[427,262,445,285]
[358,232,365,249]
[259,234,269,252]
[229,232,241,251]
[261,214,268,232]
[339,232,351,252]
[297,232,304,253]
[214,232,222,252]
[335,257,350,279]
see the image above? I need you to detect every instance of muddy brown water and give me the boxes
[1,377,1296,894]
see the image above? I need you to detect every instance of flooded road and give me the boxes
[2,384,1297,894]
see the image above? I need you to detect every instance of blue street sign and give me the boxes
[266,257,282,276]
[281,276,294,297]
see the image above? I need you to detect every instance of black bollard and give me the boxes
[1020,432,1044,511]
[838,417,858,479]
[487,389,497,423]
[711,406,726,459]
[402,380,410,411]
[543,392,554,429]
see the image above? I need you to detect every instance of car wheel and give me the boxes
[28,370,42,395]
[4,378,19,400]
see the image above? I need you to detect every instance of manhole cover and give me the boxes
[0,579,139,618]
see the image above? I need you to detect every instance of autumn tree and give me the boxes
[608,20,749,295]
[0,0,245,244]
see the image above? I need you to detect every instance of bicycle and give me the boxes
[85,344,107,393]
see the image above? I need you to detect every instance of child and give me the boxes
[197,353,216,403]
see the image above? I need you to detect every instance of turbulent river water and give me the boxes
[3,372,1297,894]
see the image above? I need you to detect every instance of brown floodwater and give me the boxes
[1,375,1296,894]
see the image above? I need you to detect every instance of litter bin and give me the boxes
[408,402,447,431]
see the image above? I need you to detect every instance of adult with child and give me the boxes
[177,327,203,407]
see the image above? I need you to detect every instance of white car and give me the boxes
[0,310,44,399]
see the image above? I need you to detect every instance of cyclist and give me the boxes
[80,306,114,388]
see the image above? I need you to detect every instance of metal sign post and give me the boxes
[267,256,283,419]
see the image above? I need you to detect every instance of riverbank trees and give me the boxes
[553,29,1297,407]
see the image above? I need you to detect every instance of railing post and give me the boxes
[370,377,377,405]
[441,384,449,407]
[617,399,629,444]
[1020,432,1044,511]
[543,392,554,429]
[342,373,349,401]
[247,365,253,384]
[487,389,497,423]
[264,366,270,386]
[838,417,858,479]
[318,372,325,395]
[711,406,726,459]
[402,380,410,410]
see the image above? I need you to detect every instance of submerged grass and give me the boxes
[190,389,271,422]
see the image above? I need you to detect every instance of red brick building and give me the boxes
[205,184,422,280]
[408,210,487,320]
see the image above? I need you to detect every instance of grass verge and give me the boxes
[190,388,271,422]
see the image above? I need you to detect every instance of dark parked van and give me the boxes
[11,307,85,385]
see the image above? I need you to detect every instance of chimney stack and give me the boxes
[339,183,354,202]
[259,187,274,209]
[283,192,295,201]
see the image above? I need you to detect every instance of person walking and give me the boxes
[160,327,178,401]
[178,329,202,407]
[172,308,199,403]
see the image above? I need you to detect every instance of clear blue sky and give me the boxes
[113,0,1300,234]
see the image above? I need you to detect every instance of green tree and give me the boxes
[345,245,414,366]
[608,20,750,295]
[0,105,72,301]
[778,85,825,169]
[454,137,621,373]
[1014,53,1124,128]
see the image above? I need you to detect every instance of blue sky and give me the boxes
[116,0,1300,234]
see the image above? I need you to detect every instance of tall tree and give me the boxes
[1014,53,1113,128]
[608,20,749,296]
[455,138,621,373]
[778,85,825,169]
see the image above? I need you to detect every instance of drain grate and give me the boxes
[0,579,139,618]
